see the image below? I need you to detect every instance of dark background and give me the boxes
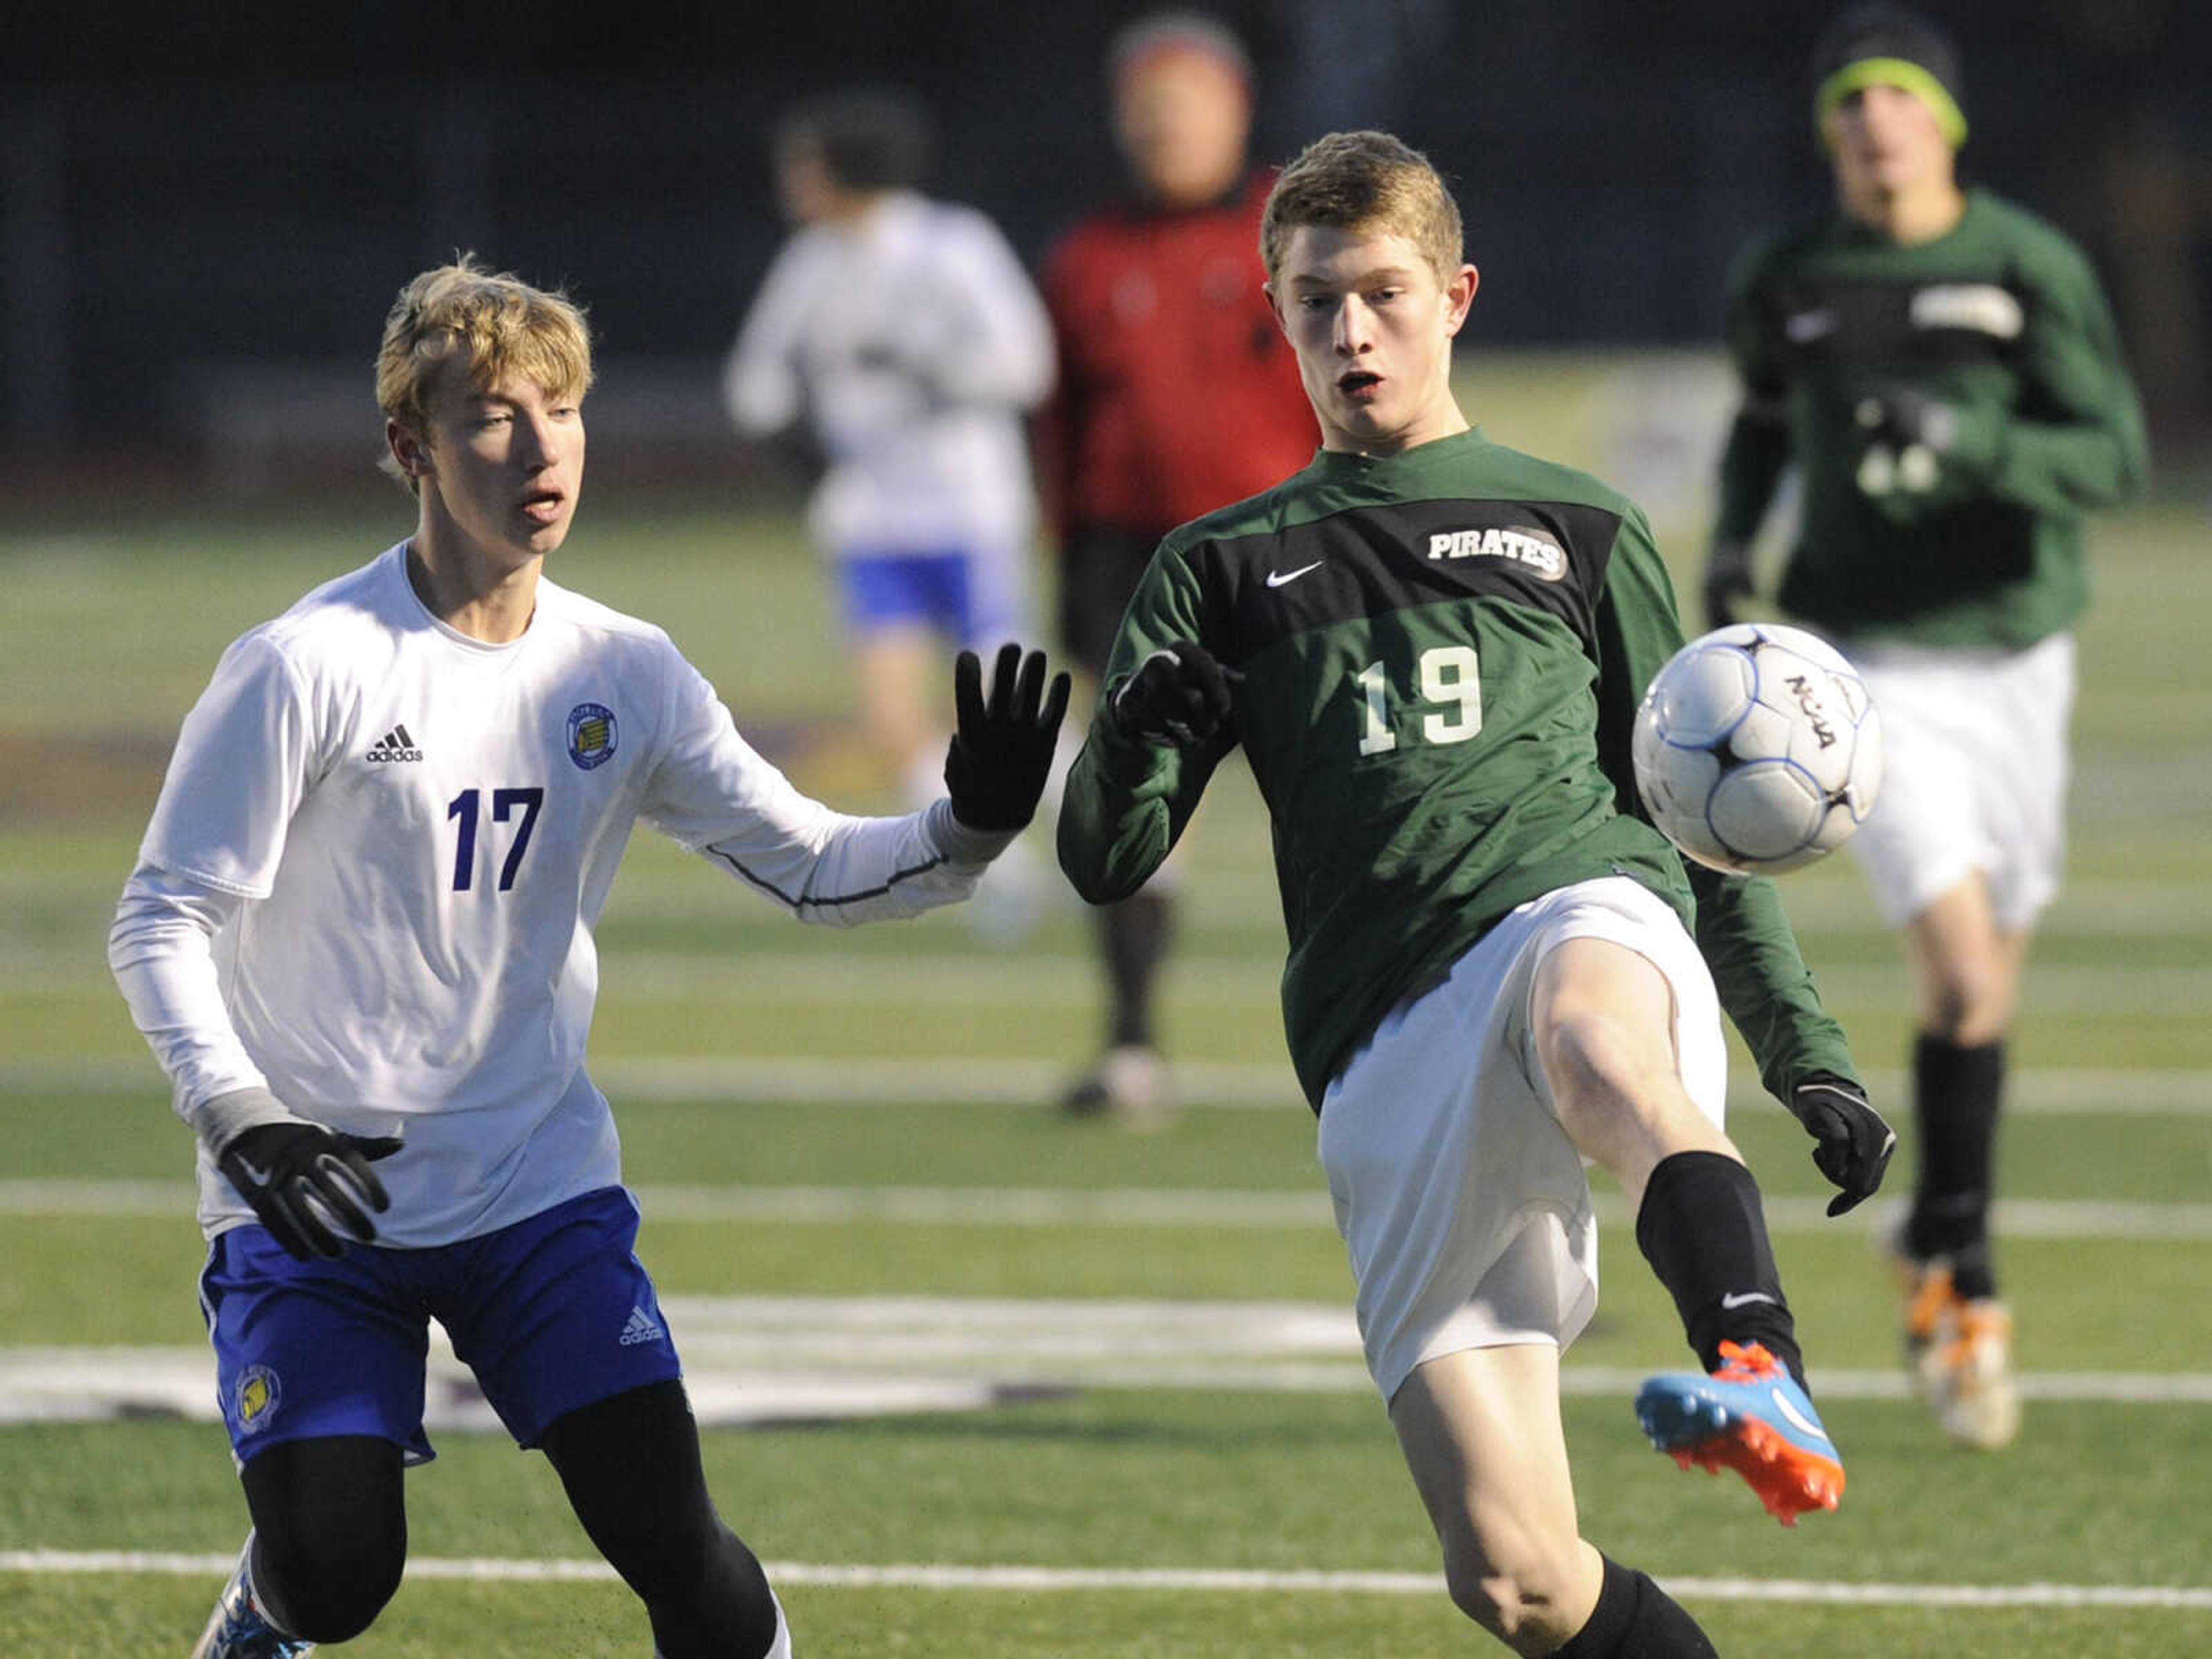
[6,0,2209,486]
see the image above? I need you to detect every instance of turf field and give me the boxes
[2,465,2209,1656]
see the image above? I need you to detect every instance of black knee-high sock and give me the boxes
[1550,1554,1717,1658]
[1906,1034,2005,1299]
[1637,1150,1805,1389]
[1101,889,1173,1050]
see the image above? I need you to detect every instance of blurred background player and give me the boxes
[1036,13,1315,1120]
[1063,131,1894,1657]
[726,88,1058,937]
[112,256,1067,1658]
[1702,5,2148,1448]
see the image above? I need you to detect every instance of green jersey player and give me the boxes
[1703,5,2149,1450]
[1058,130,1893,1659]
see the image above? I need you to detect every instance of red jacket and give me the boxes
[1036,173,1315,542]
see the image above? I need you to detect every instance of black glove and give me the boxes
[1109,641,1242,747]
[1854,387,1960,454]
[217,1121,404,1261]
[1789,1074,1896,1217]
[1702,539,1755,628]
[944,642,1071,832]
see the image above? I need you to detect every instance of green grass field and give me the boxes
[2,469,2209,1656]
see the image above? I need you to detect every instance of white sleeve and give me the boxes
[108,863,270,1137]
[139,632,321,897]
[113,633,324,1134]
[723,238,815,438]
[918,213,1055,411]
[641,654,1010,927]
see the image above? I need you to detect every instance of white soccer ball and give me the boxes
[1631,622,1883,876]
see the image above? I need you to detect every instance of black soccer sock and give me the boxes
[1905,1034,2005,1298]
[1549,1554,1718,1658]
[1637,1150,1805,1390]
[1101,889,1173,1050]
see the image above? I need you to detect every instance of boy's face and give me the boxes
[775,141,840,225]
[1267,225,1476,454]
[1113,48,1250,209]
[1825,81,1955,207]
[394,367,585,565]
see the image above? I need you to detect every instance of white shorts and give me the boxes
[1844,632,2074,933]
[1316,876,1728,1402]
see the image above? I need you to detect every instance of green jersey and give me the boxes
[1058,427,1858,1109]
[1716,189,2147,649]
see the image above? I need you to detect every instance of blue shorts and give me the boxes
[836,547,1022,648]
[198,1186,682,1465]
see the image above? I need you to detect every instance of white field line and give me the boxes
[11,1289,2212,1411]
[3,1550,2209,1609]
[6,1056,2211,1116]
[9,944,2212,1013]
[7,1177,2212,1243]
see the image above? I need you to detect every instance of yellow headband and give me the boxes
[1816,57,1967,149]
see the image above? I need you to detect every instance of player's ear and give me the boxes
[387,418,431,480]
[1263,281,1290,336]
[1442,263,1479,337]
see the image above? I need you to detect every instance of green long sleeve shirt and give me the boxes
[1058,428,1859,1109]
[1715,190,2147,648]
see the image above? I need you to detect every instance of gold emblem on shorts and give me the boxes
[234,1365,282,1433]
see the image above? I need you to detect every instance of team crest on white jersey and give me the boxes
[567,703,618,771]
[1426,525,1567,581]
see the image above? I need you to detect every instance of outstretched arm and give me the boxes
[649,644,1067,926]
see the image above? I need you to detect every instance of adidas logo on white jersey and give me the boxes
[365,724,423,763]
[618,1305,666,1347]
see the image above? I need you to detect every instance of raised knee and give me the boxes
[1535,1002,1652,1119]
[1536,1002,1696,1164]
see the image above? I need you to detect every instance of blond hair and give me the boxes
[375,256,593,493]
[1259,130,1463,286]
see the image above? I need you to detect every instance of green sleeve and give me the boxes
[1590,505,1688,816]
[1055,541,1234,905]
[1712,247,1794,547]
[1594,509,1862,1101]
[1688,863,1862,1101]
[1950,240,2149,516]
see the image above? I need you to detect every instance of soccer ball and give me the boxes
[1631,622,1883,876]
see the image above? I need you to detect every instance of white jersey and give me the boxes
[724,190,1054,556]
[110,543,999,1247]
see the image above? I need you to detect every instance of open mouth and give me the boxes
[519,490,565,521]
[1338,371,1382,399]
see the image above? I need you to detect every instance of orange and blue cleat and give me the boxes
[1634,1340,1844,1526]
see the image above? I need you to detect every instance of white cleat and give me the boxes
[1896,1254,2020,1449]
[1922,1296,2022,1450]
